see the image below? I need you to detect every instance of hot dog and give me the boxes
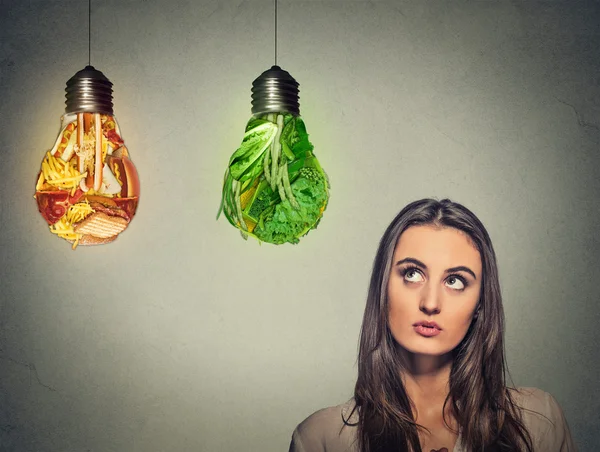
[93,113,103,191]
[77,113,106,192]
[50,122,76,159]
[107,155,140,198]
[77,113,87,191]
[83,113,94,190]
[103,115,124,149]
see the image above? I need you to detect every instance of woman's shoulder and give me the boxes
[509,386,565,423]
[289,399,359,452]
[510,386,559,412]
[289,389,577,451]
[509,386,577,451]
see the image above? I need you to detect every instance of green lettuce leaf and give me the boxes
[229,122,277,180]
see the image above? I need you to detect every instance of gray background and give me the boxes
[1,0,599,450]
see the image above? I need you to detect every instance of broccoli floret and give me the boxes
[252,167,329,245]
[297,167,321,182]
[246,183,277,220]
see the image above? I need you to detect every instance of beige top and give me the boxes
[289,387,576,452]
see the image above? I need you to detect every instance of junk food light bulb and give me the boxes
[34,66,140,249]
[217,66,330,245]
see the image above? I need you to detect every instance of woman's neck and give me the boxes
[400,351,454,415]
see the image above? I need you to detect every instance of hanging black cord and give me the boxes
[274,0,278,66]
[88,0,91,65]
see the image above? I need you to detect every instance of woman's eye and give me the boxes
[404,269,424,283]
[446,276,465,290]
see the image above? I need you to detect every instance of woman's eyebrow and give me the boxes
[395,257,427,268]
[446,266,477,280]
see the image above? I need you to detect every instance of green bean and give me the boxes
[224,204,237,227]
[223,201,234,226]
[217,168,231,219]
[270,137,279,190]
[223,173,236,223]
[226,180,238,226]
[233,180,248,231]
[270,114,283,190]
[277,163,287,202]
[282,163,299,209]
[277,178,287,202]
[263,145,272,184]
[275,114,284,164]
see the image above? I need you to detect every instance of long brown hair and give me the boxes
[351,199,533,452]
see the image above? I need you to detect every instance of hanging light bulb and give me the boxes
[33,66,140,249]
[33,0,139,249]
[217,2,330,245]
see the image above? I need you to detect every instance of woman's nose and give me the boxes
[419,283,441,315]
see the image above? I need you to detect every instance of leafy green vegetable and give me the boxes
[228,122,277,180]
[245,117,269,132]
[246,181,277,221]
[252,168,328,244]
[218,112,330,244]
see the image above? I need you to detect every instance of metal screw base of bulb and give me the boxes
[251,65,300,116]
[65,65,114,115]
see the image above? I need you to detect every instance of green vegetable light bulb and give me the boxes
[218,66,330,244]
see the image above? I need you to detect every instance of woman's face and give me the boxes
[387,225,482,357]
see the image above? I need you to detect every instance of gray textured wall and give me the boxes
[1,1,599,451]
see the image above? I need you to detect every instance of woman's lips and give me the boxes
[413,321,442,337]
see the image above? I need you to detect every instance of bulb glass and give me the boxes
[34,112,140,249]
[218,112,329,245]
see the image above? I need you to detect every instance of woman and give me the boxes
[289,199,576,452]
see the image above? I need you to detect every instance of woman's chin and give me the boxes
[397,343,455,361]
